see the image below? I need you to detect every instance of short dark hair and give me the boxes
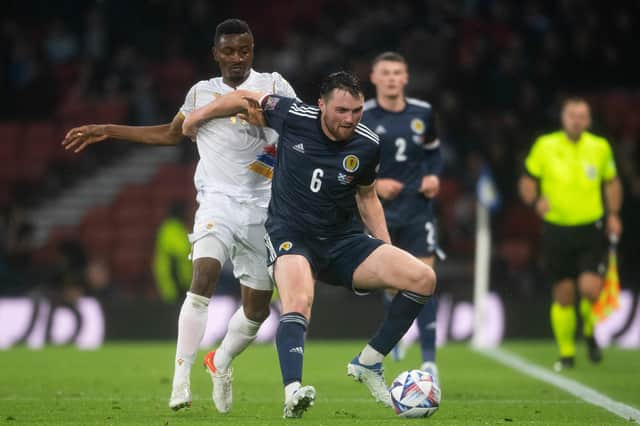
[214,18,252,46]
[320,71,363,100]
[372,51,407,67]
[561,96,590,110]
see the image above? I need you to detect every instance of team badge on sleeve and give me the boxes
[279,241,293,252]
[264,96,280,111]
[342,155,360,173]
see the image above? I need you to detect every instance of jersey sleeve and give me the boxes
[260,95,298,135]
[272,72,298,100]
[524,137,544,178]
[421,110,443,176]
[357,147,380,187]
[601,139,618,181]
[178,83,199,117]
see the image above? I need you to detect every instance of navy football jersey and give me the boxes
[261,95,380,238]
[361,98,442,225]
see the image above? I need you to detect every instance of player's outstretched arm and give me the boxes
[182,90,265,137]
[62,113,185,153]
[356,183,391,244]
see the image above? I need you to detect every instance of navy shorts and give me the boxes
[388,218,445,260]
[265,227,385,294]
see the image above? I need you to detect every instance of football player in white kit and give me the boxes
[62,19,296,414]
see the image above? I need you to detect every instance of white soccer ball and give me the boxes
[389,369,441,418]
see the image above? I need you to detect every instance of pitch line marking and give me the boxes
[477,347,640,423]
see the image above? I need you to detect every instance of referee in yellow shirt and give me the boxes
[519,97,623,371]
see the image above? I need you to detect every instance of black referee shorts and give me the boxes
[541,220,607,284]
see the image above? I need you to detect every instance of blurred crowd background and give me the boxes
[1,0,639,306]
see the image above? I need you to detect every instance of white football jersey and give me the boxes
[179,69,296,207]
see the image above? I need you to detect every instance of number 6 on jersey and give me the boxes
[310,168,324,192]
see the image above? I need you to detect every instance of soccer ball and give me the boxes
[389,369,441,418]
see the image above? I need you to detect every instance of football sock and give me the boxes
[382,290,394,311]
[550,302,576,358]
[214,307,262,371]
[276,312,307,385]
[173,291,209,386]
[417,296,437,363]
[580,298,595,337]
[368,291,429,356]
[359,344,384,365]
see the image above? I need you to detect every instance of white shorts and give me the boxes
[189,192,272,291]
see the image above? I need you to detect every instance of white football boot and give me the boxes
[283,385,316,418]
[203,350,233,413]
[347,355,392,407]
[169,380,192,411]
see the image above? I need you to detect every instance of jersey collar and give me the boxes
[220,69,257,91]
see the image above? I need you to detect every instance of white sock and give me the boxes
[359,344,384,365]
[214,307,262,371]
[284,381,301,401]
[173,292,209,387]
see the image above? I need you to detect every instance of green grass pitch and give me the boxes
[1,341,638,425]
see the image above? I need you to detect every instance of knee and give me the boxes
[282,293,313,318]
[406,263,436,296]
[553,280,574,306]
[244,304,271,323]
[190,260,220,296]
[579,274,602,302]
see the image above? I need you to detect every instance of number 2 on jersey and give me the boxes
[310,168,324,192]
[395,138,407,162]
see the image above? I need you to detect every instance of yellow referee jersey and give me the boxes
[525,131,617,226]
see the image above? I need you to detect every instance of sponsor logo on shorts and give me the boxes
[279,241,293,252]
[342,154,360,172]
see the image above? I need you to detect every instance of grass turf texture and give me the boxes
[1,341,638,425]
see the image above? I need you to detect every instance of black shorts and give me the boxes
[541,220,606,284]
[265,226,385,294]
[388,218,445,260]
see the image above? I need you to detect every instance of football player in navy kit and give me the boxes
[362,52,443,381]
[183,71,436,418]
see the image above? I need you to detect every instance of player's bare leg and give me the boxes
[273,255,316,418]
[204,285,272,413]
[169,257,220,410]
[349,245,436,407]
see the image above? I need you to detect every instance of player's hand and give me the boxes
[419,175,440,198]
[535,196,550,217]
[182,112,201,138]
[606,212,622,240]
[375,178,404,200]
[61,125,109,153]
[237,97,266,127]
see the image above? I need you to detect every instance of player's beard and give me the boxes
[323,115,355,141]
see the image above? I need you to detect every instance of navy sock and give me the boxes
[276,312,308,385]
[369,291,429,355]
[381,290,393,313]
[417,296,437,362]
